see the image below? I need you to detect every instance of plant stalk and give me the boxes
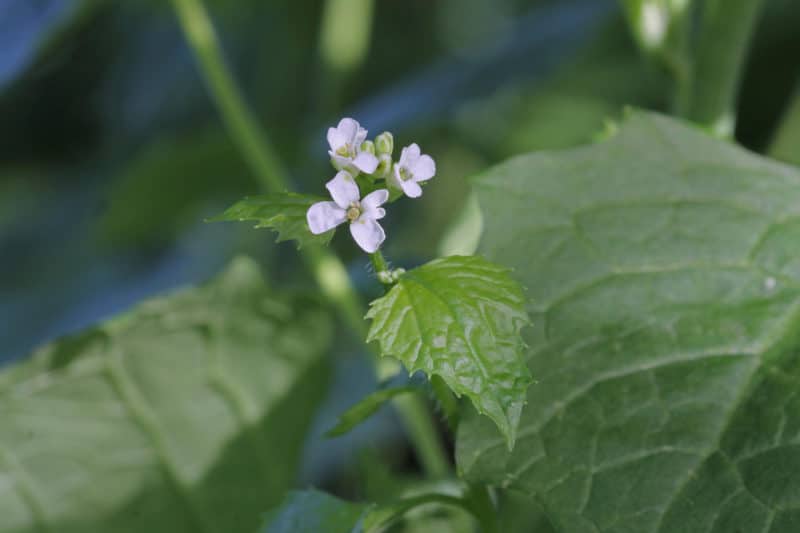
[768,86,800,165]
[676,0,766,137]
[465,484,499,533]
[369,250,390,277]
[171,0,449,478]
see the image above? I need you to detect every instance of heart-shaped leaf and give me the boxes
[457,110,800,532]
[367,255,531,449]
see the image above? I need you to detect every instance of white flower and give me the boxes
[389,143,436,198]
[327,118,379,174]
[306,171,389,253]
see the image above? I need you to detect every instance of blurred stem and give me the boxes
[171,0,449,478]
[316,0,374,115]
[465,484,499,533]
[392,393,450,478]
[676,0,765,137]
[170,0,287,192]
[768,86,800,165]
[368,492,489,532]
[319,0,374,75]
[430,375,459,433]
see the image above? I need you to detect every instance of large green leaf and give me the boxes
[212,193,333,248]
[99,129,251,248]
[0,257,332,533]
[366,255,531,449]
[457,111,800,531]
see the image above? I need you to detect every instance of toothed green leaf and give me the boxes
[211,192,333,248]
[366,255,532,449]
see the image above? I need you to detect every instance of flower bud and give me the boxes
[361,140,376,155]
[375,153,393,179]
[375,132,394,156]
[390,268,406,282]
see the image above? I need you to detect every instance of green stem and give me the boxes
[170,0,287,192]
[366,492,485,533]
[430,374,460,433]
[171,0,449,478]
[677,0,766,136]
[768,86,800,165]
[465,484,499,533]
[369,250,390,276]
[392,393,450,478]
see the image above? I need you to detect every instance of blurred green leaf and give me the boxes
[457,110,800,531]
[366,255,531,449]
[0,257,332,532]
[211,192,333,249]
[496,490,555,533]
[326,385,417,437]
[100,129,251,248]
[0,0,94,89]
[261,490,371,533]
[261,489,473,533]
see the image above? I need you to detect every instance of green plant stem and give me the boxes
[464,484,499,533]
[366,492,486,532]
[369,250,389,276]
[430,374,459,433]
[676,0,765,136]
[768,86,800,165]
[392,393,450,478]
[170,0,449,478]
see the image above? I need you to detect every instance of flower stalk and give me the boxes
[370,250,390,279]
[676,0,766,136]
[170,0,449,478]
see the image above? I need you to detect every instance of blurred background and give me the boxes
[1,0,798,520]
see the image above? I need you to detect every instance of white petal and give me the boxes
[387,167,403,191]
[326,171,360,208]
[329,152,350,171]
[368,206,386,220]
[399,179,422,198]
[354,127,368,146]
[398,146,408,167]
[350,217,385,253]
[401,143,421,166]
[362,188,388,209]
[307,201,346,234]
[362,189,389,220]
[411,154,436,181]
[352,152,379,174]
[337,118,359,142]
[327,127,347,151]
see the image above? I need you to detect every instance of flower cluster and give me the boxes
[307,118,436,253]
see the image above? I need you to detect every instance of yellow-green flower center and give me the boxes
[399,166,412,181]
[336,144,352,157]
[346,203,361,222]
